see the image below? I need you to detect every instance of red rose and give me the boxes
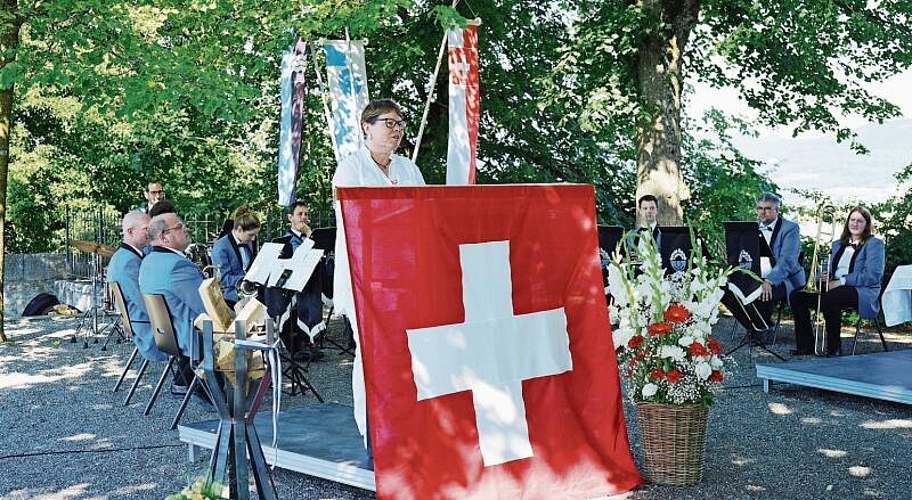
[710,370,724,382]
[688,342,710,357]
[707,337,722,354]
[628,335,645,349]
[663,303,691,324]
[666,369,682,383]
[647,322,673,336]
[650,368,665,380]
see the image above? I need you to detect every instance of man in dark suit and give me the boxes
[135,180,165,214]
[266,201,325,361]
[723,192,806,333]
[628,194,662,259]
[107,211,167,363]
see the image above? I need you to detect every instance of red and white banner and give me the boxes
[339,185,641,499]
[446,23,480,185]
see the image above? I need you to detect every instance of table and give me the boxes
[882,264,912,326]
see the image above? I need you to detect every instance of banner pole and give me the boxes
[412,0,459,163]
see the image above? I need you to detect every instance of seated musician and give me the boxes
[789,206,885,357]
[628,194,661,259]
[107,211,167,363]
[722,192,805,333]
[266,201,325,362]
[139,212,210,403]
[211,206,260,309]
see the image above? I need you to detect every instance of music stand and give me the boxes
[309,227,354,356]
[722,221,785,361]
[658,226,692,275]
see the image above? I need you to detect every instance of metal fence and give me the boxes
[63,206,337,279]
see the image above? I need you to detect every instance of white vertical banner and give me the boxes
[278,39,307,206]
[323,40,370,165]
[446,23,480,185]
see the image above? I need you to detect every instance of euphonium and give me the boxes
[807,205,839,355]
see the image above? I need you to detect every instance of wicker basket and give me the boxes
[636,402,709,486]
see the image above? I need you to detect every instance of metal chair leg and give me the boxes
[170,375,199,430]
[144,357,175,416]
[113,347,139,393]
[875,317,889,352]
[123,358,150,406]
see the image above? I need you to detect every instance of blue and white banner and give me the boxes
[323,40,370,165]
[278,39,308,206]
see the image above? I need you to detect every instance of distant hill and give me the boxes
[731,118,912,206]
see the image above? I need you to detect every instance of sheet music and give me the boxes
[266,239,323,292]
[245,242,285,285]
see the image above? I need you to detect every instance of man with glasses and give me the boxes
[723,192,805,336]
[139,212,207,398]
[136,181,165,214]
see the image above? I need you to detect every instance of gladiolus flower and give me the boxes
[689,341,710,357]
[647,322,673,336]
[650,368,665,380]
[710,370,724,382]
[628,335,645,349]
[663,303,691,324]
[666,369,682,383]
[707,337,722,354]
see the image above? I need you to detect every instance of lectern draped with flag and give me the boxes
[338,184,641,499]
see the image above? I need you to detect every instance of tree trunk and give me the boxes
[0,0,22,343]
[635,0,700,227]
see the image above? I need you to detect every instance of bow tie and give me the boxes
[759,224,773,232]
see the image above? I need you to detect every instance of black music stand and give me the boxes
[658,226,692,275]
[723,221,785,361]
[310,227,354,356]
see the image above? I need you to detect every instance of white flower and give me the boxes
[678,336,695,347]
[612,327,635,349]
[642,383,659,397]
[695,361,712,380]
[710,356,723,369]
[660,345,686,362]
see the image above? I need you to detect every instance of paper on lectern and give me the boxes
[267,241,323,292]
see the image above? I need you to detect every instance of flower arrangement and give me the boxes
[608,233,732,406]
[166,477,226,500]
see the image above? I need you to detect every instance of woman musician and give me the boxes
[211,205,261,308]
[789,206,885,357]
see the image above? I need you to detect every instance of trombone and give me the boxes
[806,205,839,355]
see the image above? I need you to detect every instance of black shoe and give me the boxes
[790,349,812,356]
[825,348,842,358]
[170,383,189,397]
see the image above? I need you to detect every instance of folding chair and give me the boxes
[851,289,890,356]
[110,281,147,393]
[142,293,208,429]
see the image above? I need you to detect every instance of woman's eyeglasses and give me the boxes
[373,118,406,130]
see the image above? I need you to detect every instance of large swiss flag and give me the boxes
[339,184,641,499]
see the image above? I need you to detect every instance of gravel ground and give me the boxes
[0,314,910,500]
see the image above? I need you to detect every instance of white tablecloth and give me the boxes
[882,265,912,326]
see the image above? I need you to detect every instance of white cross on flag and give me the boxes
[338,184,641,499]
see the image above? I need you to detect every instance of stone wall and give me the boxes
[4,253,68,318]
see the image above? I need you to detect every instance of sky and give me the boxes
[686,69,912,207]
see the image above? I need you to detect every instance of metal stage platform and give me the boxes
[756,350,912,405]
[178,402,375,491]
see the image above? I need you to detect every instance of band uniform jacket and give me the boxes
[212,234,258,303]
[828,237,885,319]
[138,246,206,357]
[764,217,806,300]
[107,243,168,362]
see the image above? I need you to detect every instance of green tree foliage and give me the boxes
[544,0,912,223]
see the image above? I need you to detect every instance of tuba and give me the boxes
[806,205,839,355]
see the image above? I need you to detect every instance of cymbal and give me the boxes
[71,240,116,257]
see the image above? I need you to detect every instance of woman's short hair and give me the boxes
[232,205,261,231]
[840,205,873,243]
[361,99,403,125]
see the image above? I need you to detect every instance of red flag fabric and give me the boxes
[339,184,642,499]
